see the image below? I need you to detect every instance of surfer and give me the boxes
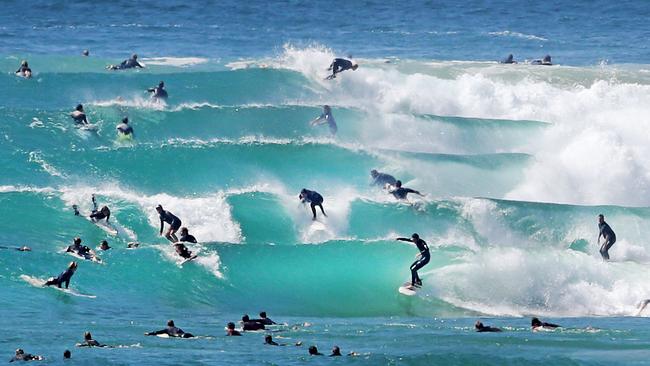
[531,317,560,330]
[70,104,89,126]
[264,335,279,346]
[90,195,110,223]
[15,60,32,78]
[10,349,43,362]
[82,49,89,56]
[147,81,168,100]
[145,320,194,338]
[330,346,342,356]
[173,242,194,260]
[116,117,134,137]
[76,332,107,347]
[370,169,397,187]
[597,214,616,260]
[66,237,92,258]
[310,105,337,135]
[44,261,78,289]
[107,54,144,70]
[475,321,502,332]
[179,227,197,243]
[326,58,358,79]
[636,299,650,315]
[253,311,276,325]
[396,233,430,287]
[308,346,323,356]
[226,322,241,336]
[299,188,327,220]
[500,54,517,64]
[156,205,182,242]
[531,55,552,65]
[99,240,111,251]
[63,350,71,359]
[0,245,31,251]
[389,180,424,200]
[241,314,265,331]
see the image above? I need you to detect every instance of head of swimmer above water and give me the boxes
[21,60,28,67]
[76,104,84,112]
[73,237,82,246]
[122,117,129,124]
[227,322,236,330]
[167,320,175,327]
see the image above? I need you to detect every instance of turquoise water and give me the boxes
[3,0,650,364]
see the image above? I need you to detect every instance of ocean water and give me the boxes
[2,0,650,364]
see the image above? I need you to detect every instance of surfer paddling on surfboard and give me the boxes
[396,233,430,288]
[299,189,327,220]
[145,320,194,338]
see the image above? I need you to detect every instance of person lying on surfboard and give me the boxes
[396,233,430,288]
[66,237,92,258]
[475,320,502,332]
[106,53,144,70]
[145,320,194,338]
[299,189,327,220]
[44,261,78,289]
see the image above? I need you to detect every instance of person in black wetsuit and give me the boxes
[389,180,424,200]
[475,320,502,332]
[264,335,279,346]
[66,237,91,257]
[63,350,71,359]
[107,54,144,70]
[531,55,552,65]
[116,117,134,137]
[597,214,616,260]
[531,317,560,330]
[396,233,430,287]
[330,346,342,356]
[10,349,43,362]
[76,332,107,348]
[70,104,89,126]
[147,81,168,100]
[500,54,517,64]
[145,320,194,338]
[89,195,110,223]
[308,346,323,356]
[326,58,358,79]
[99,240,111,251]
[253,311,276,325]
[310,105,337,135]
[179,227,197,243]
[299,189,327,220]
[15,60,32,78]
[241,314,265,331]
[156,205,182,242]
[44,261,78,289]
[370,169,397,187]
[226,322,241,336]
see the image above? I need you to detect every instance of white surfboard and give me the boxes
[67,250,102,264]
[306,220,327,235]
[89,218,118,236]
[20,275,96,298]
[398,282,418,296]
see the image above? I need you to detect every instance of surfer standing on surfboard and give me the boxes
[156,205,182,242]
[299,189,327,220]
[396,233,430,288]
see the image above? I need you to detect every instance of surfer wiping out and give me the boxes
[299,189,327,220]
[326,58,358,79]
[145,320,194,338]
[310,105,337,135]
[44,261,78,289]
[156,205,182,242]
[389,180,424,200]
[370,169,397,187]
[89,195,110,223]
[597,214,616,261]
[396,233,430,288]
[107,53,144,70]
[70,104,89,126]
[147,81,168,100]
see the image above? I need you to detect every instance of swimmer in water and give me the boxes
[179,227,197,243]
[252,311,276,325]
[89,195,110,223]
[99,240,111,251]
[70,104,89,126]
[15,60,32,78]
[63,350,71,359]
[147,81,168,100]
[475,321,502,332]
[531,55,552,65]
[10,349,43,362]
[299,189,327,220]
[241,314,265,331]
[500,54,517,64]
[597,214,616,261]
[0,245,31,251]
[389,180,424,200]
[156,205,182,242]
[264,335,279,346]
[226,322,241,336]
[330,346,342,356]
[44,261,78,289]
[396,233,430,288]
[82,50,89,56]
[76,332,107,348]
[370,169,397,187]
[116,117,134,137]
[310,105,337,135]
[308,346,323,356]
[326,58,358,79]
[145,320,194,338]
[531,317,560,330]
[107,53,144,70]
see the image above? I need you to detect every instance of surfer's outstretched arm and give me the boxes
[396,237,413,243]
[145,329,167,336]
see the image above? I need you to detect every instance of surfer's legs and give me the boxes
[310,203,317,220]
[44,277,58,287]
[317,203,327,217]
[600,239,615,260]
[410,255,430,286]
[637,299,650,315]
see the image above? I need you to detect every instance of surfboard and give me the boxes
[307,220,327,235]
[20,275,96,298]
[179,254,198,266]
[67,250,102,264]
[398,282,418,296]
[90,219,118,236]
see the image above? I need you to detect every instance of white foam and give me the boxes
[141,57,208,67]
[91,96,167,110]
[28,151,66,178]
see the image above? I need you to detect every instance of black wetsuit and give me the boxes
[174,243,193,259]
[67,244,91,258]
[391,187,419,200]
[77,339,105,347]
[113,58,143,70]
[149,87,168,99]
[372,172,397,187]
[45,267,76,288]
[301,190,325,219]
[476,324,502,332]
[160,210,182,231]
[15,66,31,75]
[116,123,133,136]
[10,353,40,362]
[598,221,616,260]
[90,209,110,222]
[329,58,354,75]
[71,112,88,125]
[242,321,265,331]
[398,237,430,286]
[147,326,193,338]
[179,234,197,243]
[253,317,276,325]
